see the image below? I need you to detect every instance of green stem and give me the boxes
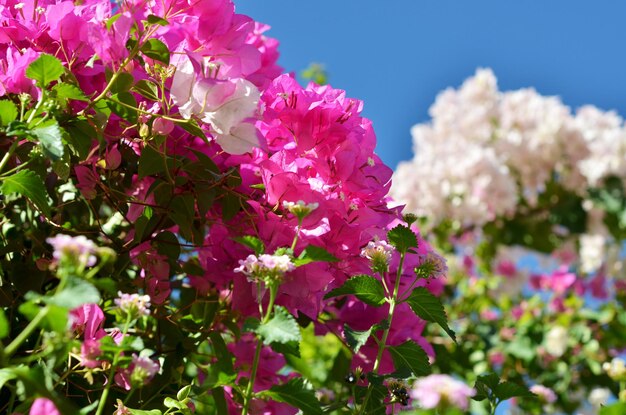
[242,338,263,415]
[0,158,33,178]
[242,284,278,415]
[95,314,133,415]
[359,252,406,414]
[290,220,302,252]
[26,90,46,125]
[0,140,20,175]
[3,307,48,358]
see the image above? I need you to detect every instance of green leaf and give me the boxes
[107,92,138,123]
[52,151,71,180]
[387,225,418,253]
[387,340,431,377]
[343,324,371,353]
[105,13,122,30]
[208,332,234,374]
[270,340,301,358]
[126,409,162,415]
[600,402,626,415]
[169,194,196,243]
[405,287,456,342]
[0,368,18,392]
[294,245,339,266]
[133,79,160,101]
[179,119,207,141]
[25,53,64,87]
[324,275,386,306]
[0,169,51,217]
[164,397,186,410]
[64,117,97,160]
[52,83,89,101]
[0,308,9,339]
[0,100,18,126]
[233,235,265,255]
[472,373,500,401]
[32,122,64,160]
[354,383,387,415]
[147,15,169,26]
[212,387,228,415]
[18,302,68,333]
[263,378,323,415]
[138,144,165,178]
[253,306,301,345]
[472,374,533,404]
[141,39,170,64]
[110,72,135,94]
[153,231,181,261]
[494,381,535,401]
[45,277,101,309]
[219,191,241,221]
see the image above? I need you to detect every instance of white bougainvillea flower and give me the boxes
[171,54,260,154]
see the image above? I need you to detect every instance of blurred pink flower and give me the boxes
[29,398,60,415]
[411,374,475,410]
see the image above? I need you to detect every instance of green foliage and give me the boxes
[32,121,64,160]
[0,100,18,125]
[343,323,372,354]
[133,80,160,101]
[246,306,301,345]
[473,373,535,408]
[141,39,170,64]
[300,63,328,86]
[146,15,169,26]
[388,340,431,377]
[233,235,265,255]
[589,176,626,240]
[294,245,339,266]
[405,287,456,342]
[0,169,51,217]
[0,308,9,339]
[324,275,386,306]
[25,53,65,87]
[52,83,89,102]
[107,92,138,123]
[261,378,323,415]
[387,224,418,253]
[600,402,626,415]
[45,277,101,309]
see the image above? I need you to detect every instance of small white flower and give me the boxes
[114,292,151,317]
[544,326,568,357]
[603,358,626,381]
[282,200,319,219]
[588,387,611,408]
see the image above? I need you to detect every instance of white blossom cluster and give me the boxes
[391,68,626,229]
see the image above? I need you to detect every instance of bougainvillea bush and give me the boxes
[391,69,626,414]
[0,1,506,414]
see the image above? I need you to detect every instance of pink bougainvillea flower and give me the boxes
[114,354,160,391]
[69,303,106,340]
[29,398,60,415]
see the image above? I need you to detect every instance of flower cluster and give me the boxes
[47,234,98,268]
[234,253,295,284]
[0,0,449,414]
[411,374,475,411]
[114,292,152,319]
[391,68,626,227]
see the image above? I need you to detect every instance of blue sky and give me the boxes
[237,1,626,170]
